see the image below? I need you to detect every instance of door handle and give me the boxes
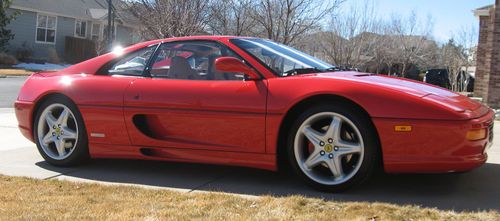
[133,94,140,100]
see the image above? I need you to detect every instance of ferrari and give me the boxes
[15,36,495,191]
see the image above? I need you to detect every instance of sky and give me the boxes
[341,0,495,43]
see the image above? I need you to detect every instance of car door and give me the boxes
[71,45,157,146]
[123,41,268,153]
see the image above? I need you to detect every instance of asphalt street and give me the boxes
[0,76,499,212]
[0,76,27,108]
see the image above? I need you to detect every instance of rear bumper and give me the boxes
[375,109,495,173]
[14,100,35,142]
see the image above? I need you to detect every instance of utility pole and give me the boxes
[107,0,113,48]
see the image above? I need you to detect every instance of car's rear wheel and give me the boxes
[287,104,379,192]
[34,96,89,166]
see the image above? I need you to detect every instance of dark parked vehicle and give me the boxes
[423,69,451,89]
[456,71,475,92]
[467,75,475,92]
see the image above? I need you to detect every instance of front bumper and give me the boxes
[14,100,35,142]
[374,109,495,173]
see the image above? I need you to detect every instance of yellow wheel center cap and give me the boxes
[55,128,61,135]
[324,144,333,153]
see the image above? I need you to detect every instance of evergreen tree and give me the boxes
[0,0,18,52]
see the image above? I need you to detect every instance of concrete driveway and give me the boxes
[1,76,499,212]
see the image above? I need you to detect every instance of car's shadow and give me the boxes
[36,160,500,212]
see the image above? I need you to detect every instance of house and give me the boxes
[5,0,142,63]
[473,1,500,109]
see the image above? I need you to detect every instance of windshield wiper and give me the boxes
[321,67,340,72]
[283,67,323,76]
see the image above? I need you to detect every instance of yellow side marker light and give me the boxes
[394,125,412,132]
[466,129,486,141]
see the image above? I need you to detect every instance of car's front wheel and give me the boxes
[287,104,379,192]
[33,96,89,166]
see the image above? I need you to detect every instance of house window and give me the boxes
[91,23,101,41]
[36,14,57,44]
[75,20,87,38]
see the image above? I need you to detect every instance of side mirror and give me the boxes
[214,57,260,80]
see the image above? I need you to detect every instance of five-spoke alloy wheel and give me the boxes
[287,104,379,192]
[37,103,79,160]
[34,96,89,166]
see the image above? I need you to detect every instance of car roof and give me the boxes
[145,35,256,45]
[124,36,258,55]
[113,36,254,57]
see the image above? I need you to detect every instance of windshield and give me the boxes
[230,38,335,77]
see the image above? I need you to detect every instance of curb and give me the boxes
[0,74,31,77]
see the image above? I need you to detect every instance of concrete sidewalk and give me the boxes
[1,107,499,212]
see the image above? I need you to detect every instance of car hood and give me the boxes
[314,71,482,113]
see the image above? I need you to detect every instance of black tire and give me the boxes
[33,95,89,166]
[286,103,380,192]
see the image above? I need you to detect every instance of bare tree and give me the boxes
[317,0,382,69]
[124,0,344,45]
[437,39,466,91]
[207,0,256,36]
[454,24,478,91]
[371,26,397,74]
[387,11,435,77]
[305,1,443,78]
[124,0,210,39]
[252,0,344,45]
[308,0,406,73]
[455,25,478,65]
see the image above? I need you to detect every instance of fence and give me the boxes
[64,36,97,64]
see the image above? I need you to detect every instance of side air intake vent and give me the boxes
[133,114,155,138]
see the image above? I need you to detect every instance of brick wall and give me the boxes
[475,1,500,109]
[475,15,491,101]
[488,0,500,108]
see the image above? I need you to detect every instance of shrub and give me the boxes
[0,52,17,65]
[47,47,60,64]
[15,42,33,62]
[0,0,19,52]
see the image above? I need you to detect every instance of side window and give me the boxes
[243,45,306,75]
[149,41,246,80]
[108,46,156,76]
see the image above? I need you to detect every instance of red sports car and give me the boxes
[15,36,495,191]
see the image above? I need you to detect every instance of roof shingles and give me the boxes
[11,0,110,19]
